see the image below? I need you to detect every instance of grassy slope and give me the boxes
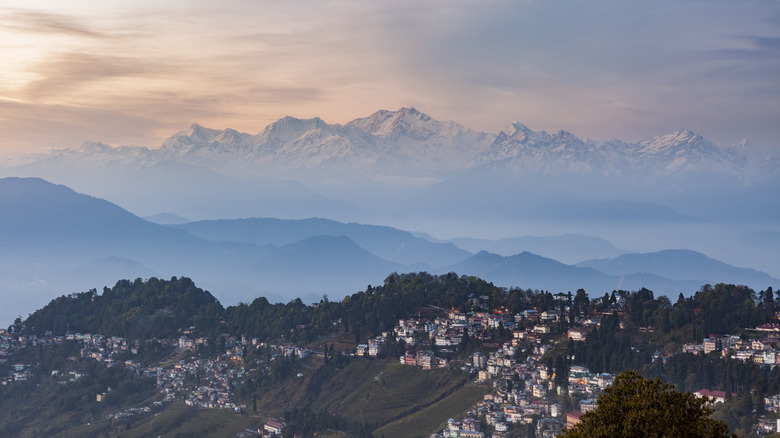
[6,357,485,437]
[52,403,263,438]
[373,383,487,438]
[310,359,484,432]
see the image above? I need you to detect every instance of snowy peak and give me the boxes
[731,138,749,149]
[77,141,116,154]
[346,107,480,143]
[500,122,534,137]
[632,129,739,175]
[160,124,224,151]
[348,107,438,139]
[637,129,715,154]
[257,116,331,143]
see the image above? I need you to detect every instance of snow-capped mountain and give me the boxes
[0,107,765,183]
[475,123,632,176]
[633,130,741,176]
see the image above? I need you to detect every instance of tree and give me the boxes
[560,370,734,438]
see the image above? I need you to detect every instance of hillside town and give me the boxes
[4,289,780,437]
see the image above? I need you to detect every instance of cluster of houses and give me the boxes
[1,328,65,385]
[1,323,310,437]
[415,307,780,437]
[382,306,617,438]
[11,295,780,437]
[160,357,244,411]
[355,336,386,357]
[681,323,780,365]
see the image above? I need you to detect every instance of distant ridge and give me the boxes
[577,249,779,287]
[445,233,624,264]
[175,217,471,268]
[144,212,192,225]
[2,177,779,327]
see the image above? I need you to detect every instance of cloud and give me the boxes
[0,8,107,38]
[22,53,162,101]
[0,0,778,154]
[328,0,780,149]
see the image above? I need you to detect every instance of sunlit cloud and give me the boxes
[0,9,106,38]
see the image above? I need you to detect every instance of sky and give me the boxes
[0,0,778,154]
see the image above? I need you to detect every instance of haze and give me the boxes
[0,1,778,326]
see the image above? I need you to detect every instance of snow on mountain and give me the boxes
[157,124,258,168]
[0,108,763,182]
[476,124,632,176]
[257,116,332,144]
[632,130,740,175]
[346,107,495,169]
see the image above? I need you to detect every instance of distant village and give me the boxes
[4,292,780,437]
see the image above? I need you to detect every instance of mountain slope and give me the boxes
[442,251,618,292]
[445,233,624,264]
[577,249,780,288]
[175,217,472,267]
[0,178,412,325]
[442,249,779,296]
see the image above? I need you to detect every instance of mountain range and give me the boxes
[0,177,776,327]
[1,107,768,184]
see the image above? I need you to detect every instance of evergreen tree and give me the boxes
[561,370,734,438]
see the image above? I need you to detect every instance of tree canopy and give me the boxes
[561,370,734,438]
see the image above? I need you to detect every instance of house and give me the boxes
[735,350,755,362]
[567,329,586,342]
[597,373,614,389]
[752,339,772,351]
[264,420,284,435]
[355,344,368,357]
[401,354,417,366]
[694,389,735,404]
[580,399,598,413]
[703,337,721,354]
[473,352,487,369]
[682,343,704,355]
[757,323,780,332]
[566,411,584,428]
[533,325,551,334]
[531,384,547,398]
[178,336,195,351]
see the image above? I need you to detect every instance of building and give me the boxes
[580,399,598,413]
[264,420,284,435]
[566,411,584,428]
[694,389,734,404]
[568,329,587,342]
[473,352,487,369]
[702,337,721,354]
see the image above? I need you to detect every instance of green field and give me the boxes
[3,354,483,437]
[52,403,264,438]
[311,360,472,425]
[373,383,487,438]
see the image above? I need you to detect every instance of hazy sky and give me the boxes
[1,0,778,154]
